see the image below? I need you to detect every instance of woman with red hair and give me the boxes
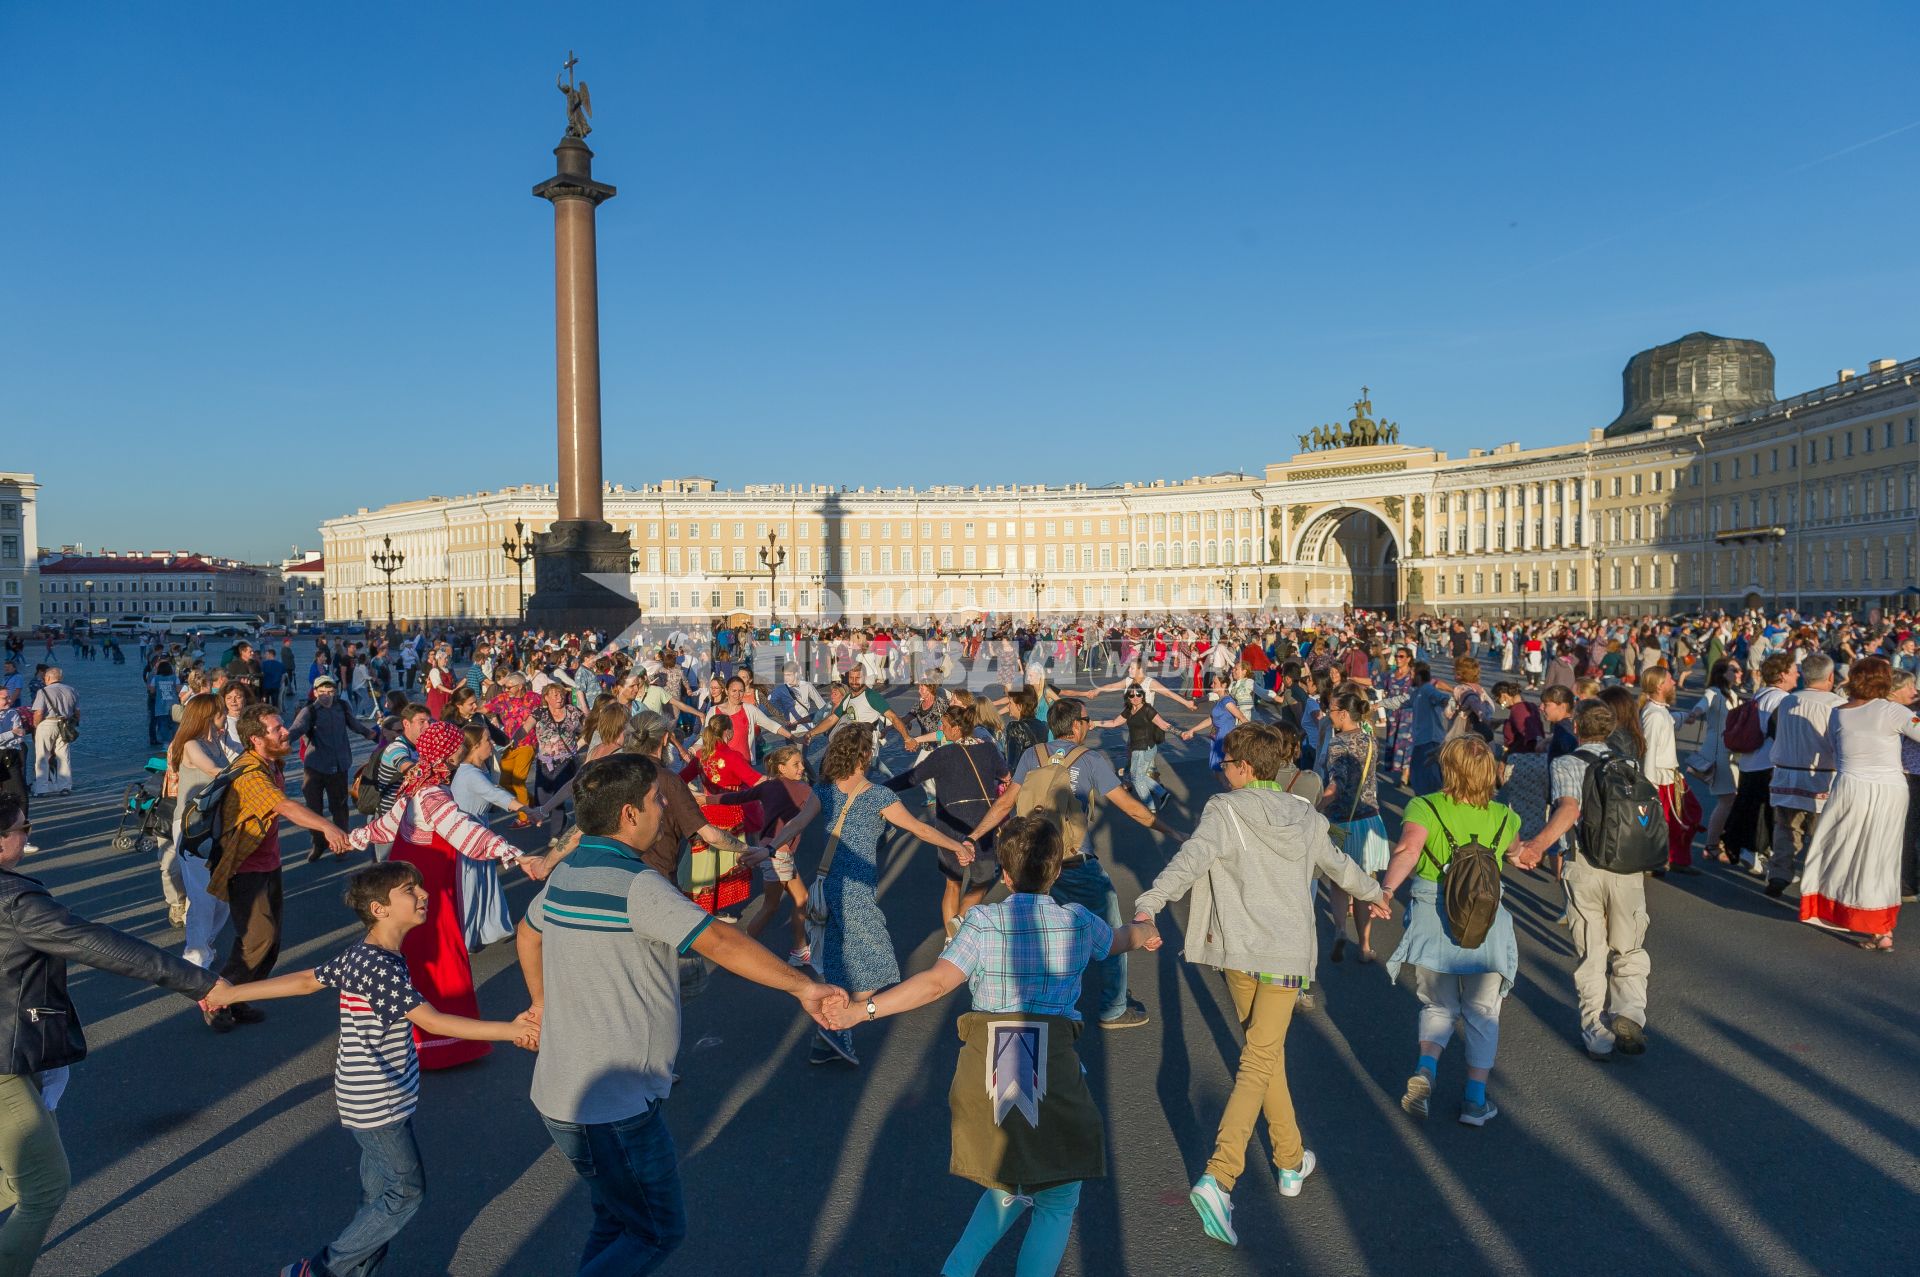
[1798,657,1920,952]
[348,721,531,1067]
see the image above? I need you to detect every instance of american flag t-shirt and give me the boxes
[314,941,424,1130]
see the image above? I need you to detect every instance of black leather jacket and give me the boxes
[0,869,217,1075]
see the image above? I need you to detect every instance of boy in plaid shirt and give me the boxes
[830,816,1159,1275]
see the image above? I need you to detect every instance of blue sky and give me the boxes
[5,2,1917,562]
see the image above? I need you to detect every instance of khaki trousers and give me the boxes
[1564,856,1650,1054]
[1768,806,1817,885]
[1205,971,1302,1192]
[0,1073,68,1276]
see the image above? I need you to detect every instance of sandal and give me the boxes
[1858,934,1895,952]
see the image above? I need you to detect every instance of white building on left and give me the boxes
[0,473,41,632]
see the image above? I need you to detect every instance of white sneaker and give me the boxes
[1276,1149,1316,1197]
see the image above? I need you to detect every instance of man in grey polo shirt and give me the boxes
[516,753,845,1273]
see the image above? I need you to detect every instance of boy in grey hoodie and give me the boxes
[1132,722,1388,1249]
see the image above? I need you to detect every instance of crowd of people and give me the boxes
[0,604,1914,1274]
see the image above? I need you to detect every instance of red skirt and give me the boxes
[393,829,492,1069]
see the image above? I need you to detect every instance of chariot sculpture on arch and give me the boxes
[1300,387,1400,452]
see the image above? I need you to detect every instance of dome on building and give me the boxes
[1605,332,1775,437]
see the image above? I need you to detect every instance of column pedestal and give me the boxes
[524,519,637,634]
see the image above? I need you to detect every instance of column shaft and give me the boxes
[553,196,604,523]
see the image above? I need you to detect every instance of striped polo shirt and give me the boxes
[313,941,423,1130]
[527,836,712,1125]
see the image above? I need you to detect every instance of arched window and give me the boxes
[1154,542,1166,567]
[1188,540,1201,566]
[1170,542,1184,567]
[1206,540,1218,565]
[1241,539,1253,563]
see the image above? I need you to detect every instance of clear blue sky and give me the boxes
[5,2,1918,562]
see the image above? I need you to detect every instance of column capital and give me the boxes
[533,174,618,206]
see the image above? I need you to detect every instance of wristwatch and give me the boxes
[865,997,878,1021]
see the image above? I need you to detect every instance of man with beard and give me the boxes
[207,705,351,1030]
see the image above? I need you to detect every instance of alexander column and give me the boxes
[524,52,639,633]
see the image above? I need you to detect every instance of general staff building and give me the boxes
[321,334,1920,626]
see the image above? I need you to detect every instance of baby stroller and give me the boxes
[113,757,174,854]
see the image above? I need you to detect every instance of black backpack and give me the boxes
[1577,751,1669,874]
[1004,717,1045,769]
[1415,798,1509,950]
[350,751,383,816]
[178,760,246,864]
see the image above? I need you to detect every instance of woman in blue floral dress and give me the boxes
[812,722,974,1068]
[1380,644,1418,784]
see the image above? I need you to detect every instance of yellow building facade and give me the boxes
[321,344,1920,626]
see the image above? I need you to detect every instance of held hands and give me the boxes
[201,977,239,1011]
[325,828,351,855]
[520,853,552,882]
[797,982,850,1030]
[740,844,772,870]
[956,839,977,867]
[1132,911,1163,952]
[1368,897,1393,920]
[511,1006,541,1051]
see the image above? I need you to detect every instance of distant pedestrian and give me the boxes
[28,669,77,797]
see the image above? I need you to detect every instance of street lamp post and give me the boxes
[759,532,787,627]
[1517,579,1529,620]
[370,535,405,635]
[502,519,536,623]
[1028,570,1044,623]
[1215,571,1235,620]
[1591,544,1604,621]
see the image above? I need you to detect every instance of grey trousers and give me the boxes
[1564,856,1650,1055]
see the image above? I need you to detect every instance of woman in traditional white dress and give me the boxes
[1799,657,1920,952]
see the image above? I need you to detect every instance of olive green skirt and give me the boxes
[948,1011,1105,1193]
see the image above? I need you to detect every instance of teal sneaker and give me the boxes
[1188,1174,1237,1246]
[1276,1149,1317,1198]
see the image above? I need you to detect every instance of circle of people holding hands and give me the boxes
[0,603,1915,1275]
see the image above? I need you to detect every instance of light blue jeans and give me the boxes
[317,1117,425,1277]
[1127,747,1165,809]
[943,1181,1082,1277]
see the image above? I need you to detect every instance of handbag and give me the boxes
[804,794,856,955]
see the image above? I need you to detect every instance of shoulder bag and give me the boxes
[803,793,857,955]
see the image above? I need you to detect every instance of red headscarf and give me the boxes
[398,720,464,799]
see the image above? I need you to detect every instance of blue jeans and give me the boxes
[542,1101,687,1276]
[1050,858,1128,1021]
[317,1118,425,1277]
[1127,748,1165,809]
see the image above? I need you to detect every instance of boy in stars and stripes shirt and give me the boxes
[206,861,540,1277]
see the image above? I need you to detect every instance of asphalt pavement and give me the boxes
[18,646,1919,1276]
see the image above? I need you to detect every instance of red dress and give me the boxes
[681,744,765,837]
[352,787,521,1069]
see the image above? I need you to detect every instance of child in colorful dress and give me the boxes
[207,861,539,1277]
[827,815,1159,1275]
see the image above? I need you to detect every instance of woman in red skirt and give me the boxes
[347,721,530,1068]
